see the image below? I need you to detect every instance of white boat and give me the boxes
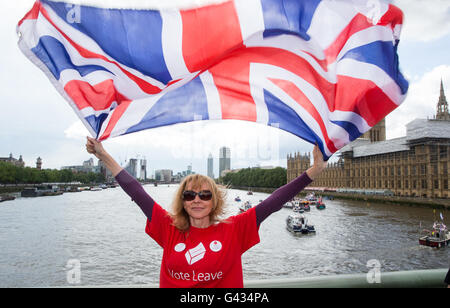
[239,201,252,213]
[286,213,316,234]
[283,201,293,209]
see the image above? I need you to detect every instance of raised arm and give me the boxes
[254,145,327,226]
[85,137,155,220]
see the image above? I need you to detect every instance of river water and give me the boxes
[0,185,448,287]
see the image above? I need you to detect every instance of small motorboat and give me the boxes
[293,202,304,213]
[315,197,326,210]
[419,222,450,248]
[283,201,293,209]
[239,201,252,213]
[286,213,315,234]
[235,196,241,202]
[300,200,310,211]
[305,192,317,202]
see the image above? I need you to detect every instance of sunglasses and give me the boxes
[182,190,213,201]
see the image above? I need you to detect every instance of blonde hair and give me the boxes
[170,174,227,231]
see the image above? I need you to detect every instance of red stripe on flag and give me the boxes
[18,0,41,26]
[38,4,162,95]
[98,100,132,141]
[181,1,244,73]
[378,4,404,30]
[324,13,374,65]
[270,78,338,153]
[64,79,129,111]
[335,76,397,126]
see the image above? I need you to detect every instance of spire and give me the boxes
[436,78,449,120]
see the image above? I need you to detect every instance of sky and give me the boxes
[1,0,449,178]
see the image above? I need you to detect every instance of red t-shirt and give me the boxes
[145,202,260,288]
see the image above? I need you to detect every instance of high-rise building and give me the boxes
[125,158,138,178]
[219,147,231,177]
[140,159,147,180]
[207,153,214,179]
[155,169,173,182]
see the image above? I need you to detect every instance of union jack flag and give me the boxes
[17,0,408,159]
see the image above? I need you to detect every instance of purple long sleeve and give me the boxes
[115,169,155,220]
[254,172,312,226]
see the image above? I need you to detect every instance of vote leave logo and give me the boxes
[185,243,206,265]
[175,241,223,265]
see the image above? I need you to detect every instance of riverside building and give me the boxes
[287,81,450,199]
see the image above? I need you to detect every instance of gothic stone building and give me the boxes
[287,81,450,198]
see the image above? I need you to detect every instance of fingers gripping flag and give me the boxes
[17,0,408,160]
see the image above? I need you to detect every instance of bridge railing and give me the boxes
[244,268,448,288]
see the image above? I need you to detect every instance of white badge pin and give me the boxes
[174,243,186,252]
[209,240,222,252]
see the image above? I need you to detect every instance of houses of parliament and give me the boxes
[287,81,450,199]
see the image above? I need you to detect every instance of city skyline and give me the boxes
[1,1,449,177]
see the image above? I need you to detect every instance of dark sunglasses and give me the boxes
[182,190,213,201]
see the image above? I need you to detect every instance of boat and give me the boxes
[283,201,293,209]
[239,201,252,213]
[65,186,81,192]
[286,213,316,234]
[0,195,15,202]
[315,197,326,210]
[293,202,304,213]
[235,196,241,202]
[90,186,103,191]
[419,222,450,248]
[21,185,62,197]
[300,200,310,211]
[305,192,317,202]
[247,191,253,195]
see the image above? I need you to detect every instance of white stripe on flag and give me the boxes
[199,71,222,120]
[161,10,191,79]
[335,25,395,62]
[234,0,265,44]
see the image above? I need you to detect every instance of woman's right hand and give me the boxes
[86,136,106,159]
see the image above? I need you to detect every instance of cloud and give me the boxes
[393,0,450,42]
[386,64,450,139]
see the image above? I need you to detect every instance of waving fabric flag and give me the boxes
[17,0,408,159]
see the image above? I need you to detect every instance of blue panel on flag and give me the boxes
[85,113,109,136]
[341,41,409,95]
[41,0,173,84]
[331,120,361,142]
[263,89,328,158]
[125,77,209,134]
[31,35,112,80]
[260,0,321,40]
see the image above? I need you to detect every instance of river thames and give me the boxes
[0,184,448,287]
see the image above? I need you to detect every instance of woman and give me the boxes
[86,137,326,287]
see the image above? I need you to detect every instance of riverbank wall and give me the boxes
[231,186,450,210]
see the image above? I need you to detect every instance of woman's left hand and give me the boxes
[306,145,327,180]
